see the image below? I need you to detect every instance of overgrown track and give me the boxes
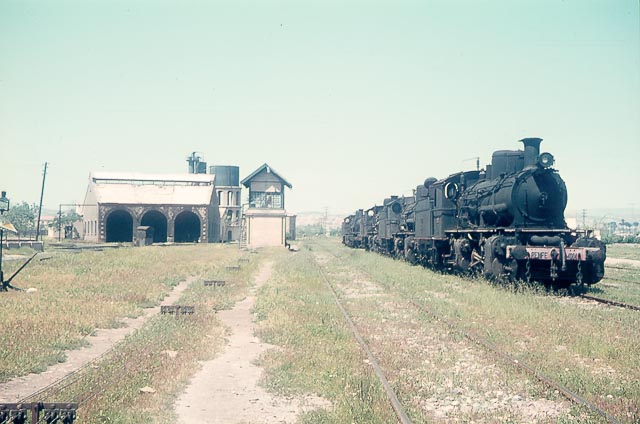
[407,299,622,424]
[578,295,640,312]
[318,243,629,423]
[602,265,640,285]
[312,256,413,424]
[602,276,640,285]
[605,265,639,271]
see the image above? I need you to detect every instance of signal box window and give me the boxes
[250,191,282,209]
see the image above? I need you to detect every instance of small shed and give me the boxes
[241,163,294,248]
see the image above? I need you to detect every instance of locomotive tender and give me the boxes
[342,138,606,286]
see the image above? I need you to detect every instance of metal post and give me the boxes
[0,227,4,288]
[0,191,8,289]
[35,162,48,242]
[58,204,62,242]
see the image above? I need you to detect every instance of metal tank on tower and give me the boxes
[210,165,242,242]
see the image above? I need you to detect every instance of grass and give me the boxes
[3,238,638,422]
[310,237,640,423]
[606,243,640,261]
[585,266,640,306]
[0,243,263,423]
[1,245,236,382]
[253,246,398,423]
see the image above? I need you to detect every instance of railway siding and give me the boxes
[319,238,640,422]
[322,252,571,422]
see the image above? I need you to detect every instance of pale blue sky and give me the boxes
[1,0,638,216]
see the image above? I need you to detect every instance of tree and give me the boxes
[50,211,83,238]
[4,202,37,237]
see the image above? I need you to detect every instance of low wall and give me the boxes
[2,240,45,252]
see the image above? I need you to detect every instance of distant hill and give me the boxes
[296,211,343,230]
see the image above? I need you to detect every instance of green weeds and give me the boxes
[0,244,262,423]
[254,248,398,423]
[607,244,640,261]
[313,238,640,422]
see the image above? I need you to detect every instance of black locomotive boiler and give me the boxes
[342,138,606,287]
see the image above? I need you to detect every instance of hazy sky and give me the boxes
[1,0,639,217]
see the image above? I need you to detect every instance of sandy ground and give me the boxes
[0,277,195,402]
[174,261,329,424]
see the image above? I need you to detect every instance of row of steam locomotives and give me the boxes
[342,138,606,287]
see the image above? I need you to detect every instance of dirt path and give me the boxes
[174,261,328,424]
[0,277,195,402]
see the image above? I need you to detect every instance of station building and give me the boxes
[81,172,220,244]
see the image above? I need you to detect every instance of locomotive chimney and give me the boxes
[520,137,542,168]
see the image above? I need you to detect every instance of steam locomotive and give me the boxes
[342,138,606,286]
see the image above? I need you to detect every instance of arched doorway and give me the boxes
[174,211,201,243]
[105,209,133,242]
[141,210,167,243]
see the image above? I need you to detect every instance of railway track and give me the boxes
[602,265,639,285]
[407,299,622,424]
[577,294,640,312]
[313,256,413,424]
[315,246,625,424]
[605,265,640,271]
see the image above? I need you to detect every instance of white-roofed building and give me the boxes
[81,171,220,244]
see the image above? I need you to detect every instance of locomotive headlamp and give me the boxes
[367,210,374,217]
[538,152,555,168]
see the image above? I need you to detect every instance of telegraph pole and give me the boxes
[35,162,48,241]
[323,207,329,236]
[582,209,587,229]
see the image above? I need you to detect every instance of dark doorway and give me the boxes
[106,210,133,242]
[227,230,232,242]
[141,210,167,243]
[174,211,201,243]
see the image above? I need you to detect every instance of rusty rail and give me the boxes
[408,299,622,424]
[579,294,640,312]
[313,258,413,424]
[321,243,622,424]
[605,265,639,271]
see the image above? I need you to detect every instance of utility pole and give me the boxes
[582,209,587,229]
[323,207,329,236]
[35,162,48,241]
